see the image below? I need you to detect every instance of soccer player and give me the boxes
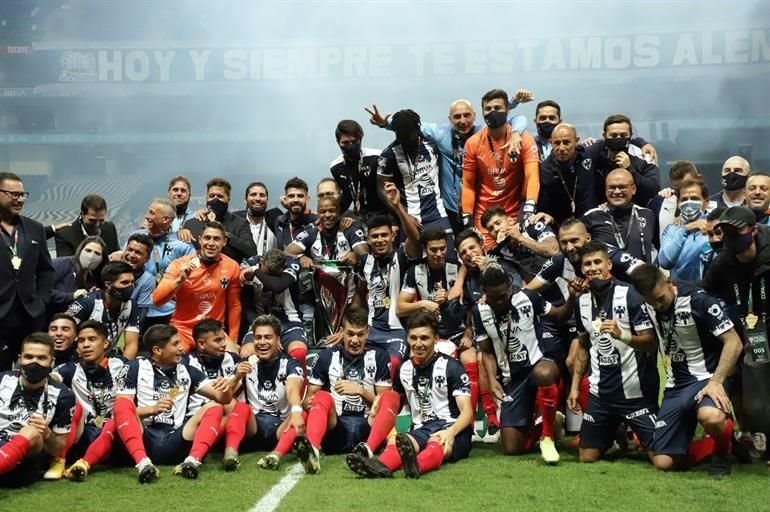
[632,264,742,477]
[52,321,127,481]
[0,333,75,487]
[273,177,318,250]
[49,313,78,365]
[355,183,422,370]
[346,312,473,479]
[65,261,141,359]
[219,315,305,471]
[566,241,659,463]
[240,250,308,372]
[152,221,242,353]
[294,307,398,474]
[474,262,577,464]
[112,324,234,482]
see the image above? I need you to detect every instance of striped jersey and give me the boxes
[0,372,75,442]
[53,357,126,423]
[240,354,304,418]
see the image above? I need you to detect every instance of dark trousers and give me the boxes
[0,300,45,371]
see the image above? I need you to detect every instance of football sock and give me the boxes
[539,384,559,439]
[83,418,116,467]
[416,440,444,474]
[687,437,715,466]
[189,406,224,461]
[0,435,30,475]
[378,442,402,471]
[224,401,252,451]
[306,391,333,449]
[462,362,480,412]
[114,398,147,464]
[274,425,300,456]
[714,419,734,456]
[366,390,399,451]
[62,402,83,458]
[389,355,402,382]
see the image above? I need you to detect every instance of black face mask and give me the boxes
[200,353,225,368]
[723,231,754,253]
[21,362,51,384]
[605,137,630,153]
[589,277,613,294]
[484,110,507,130]
[82,219,101,236]
[175,202,189,216]
[721,172,748,192]
[341,142,361,161]
[83,362,108,381]
[155,362,177,378]
[709,240,723,252]
[109,284,134,302]
[206,198,229,219]
[536,121,557,139]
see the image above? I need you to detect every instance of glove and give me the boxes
[521,200,536,220]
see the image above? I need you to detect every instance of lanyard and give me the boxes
[18,378,50,417]
[608,207,647,260]
[2,224,19,257]
[590,288,614,320]
[350,160,367,214]
[493,308,519,349]
[85,370,109,418]
[320,228,339,260]
[403,137,422,179]
[555,166,577,215]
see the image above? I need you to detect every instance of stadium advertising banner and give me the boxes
[1,28,768,96]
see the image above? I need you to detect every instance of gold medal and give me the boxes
[746,313,759,330]
[248,355,258,365]
[190,256,201,269]
[11,255,21,271]
[383,296,391,308]
[206,211,216,222]
[496,231,507,244]
[592,318,603,334]
[168,386,180,400]
[92,415,105,429]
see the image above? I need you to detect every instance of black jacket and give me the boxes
[584,141,661,208]
[0,216,54,318]
[183,211,256,263]
[54,218,120,257]
[537,146,600,226]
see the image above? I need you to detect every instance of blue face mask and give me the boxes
[678,200,702,223]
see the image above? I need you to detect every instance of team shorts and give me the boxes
[408,419,472,462]
[241,412,282,452]
[321,415,370,454]
[367,327,408,360]
[579,394,658,453]
[499,372,538,429]
[142,424,192,465]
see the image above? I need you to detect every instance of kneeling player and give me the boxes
[633,265,742,477]
[113,324,234,482]
[53,321,127,481]
[221,314,305,470]
[0,333,75,487]
[474,263,577,464]
[294,307,398,474]
[346,312,473,479]
[567,241,659,463]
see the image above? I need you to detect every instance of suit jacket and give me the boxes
[182,211,256,263]
[0,216,55,318]
[54,218,120,257]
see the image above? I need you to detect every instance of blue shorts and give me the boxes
[367,327,408,360]
[499,372,537,429]
[142,424,192,465]
[408,419,472,462]
[241,412,282,452]
[539,319,573,364]
[321,415,370,454]
[651,380,727,456]
[0,438,47,488]
[241,321,308,350]
[579,394,658,453]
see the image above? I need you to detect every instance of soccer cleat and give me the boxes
[486,415,500,436]
[295,437,320,475]
[395,433,419,479]
[554,411,566,442]
[482,431,500,444]
[345,453,392,478]
[66,459,91,482]
[136,458,159,484]
[257,453,281,470]
[44,457,66,480]
[709,453,732,478]
[174,456,201,480]
[222,448,240,471]
[539,437,560,465]
[352,442,373,459]
[472,433,484,443]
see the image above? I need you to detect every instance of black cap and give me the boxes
[717,206,756,230]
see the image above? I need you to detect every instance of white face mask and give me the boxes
[78,250,102,270]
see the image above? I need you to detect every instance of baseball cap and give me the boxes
[716,206,756,230]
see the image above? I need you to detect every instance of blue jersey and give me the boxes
[184,351,239,416]
[394,353,471,429]
[646,284,734,389]
[309,346,391,417]
[575,280,657,403]
[360,247,412,331]
[240,354,304,419]
[53,357,127,422]
[0,372,75,442]
[377,137,446,226]
[293,223,367,262]
[402,260,464,341]
[489,217,556,281]
[473,289,552,383]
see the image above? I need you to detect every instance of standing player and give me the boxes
[346,312,473,479]
[355,183,422,370]
[567,241,659,463]
[0,333,75,487]
[113,324,234,482]
[220,315,305,471]
[54,321,127,481]
[474,263,577,464]
[294,307,398,474]
[632,264,742,477]
[152,221,242,352]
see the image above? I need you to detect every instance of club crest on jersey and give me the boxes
[220,277,230,289]
[518,305,532,318]
[434,375,446,387]
[614,305,626,317]
[347,368,360,379]
[262,380,274,390]
[582,158,592,170]
[277,372,287,385]
[366,364,376,378]
[708,304,723,317]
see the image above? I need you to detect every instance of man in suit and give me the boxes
[182,177,256,263]
[53,194,120,257]
[0,172,55,370]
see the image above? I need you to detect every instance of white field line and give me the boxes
[249,463,305,512]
